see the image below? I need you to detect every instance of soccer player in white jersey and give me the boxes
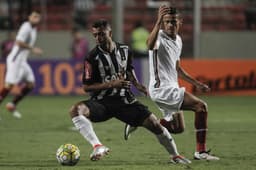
[125,6,219,161]
[0,11,43,118]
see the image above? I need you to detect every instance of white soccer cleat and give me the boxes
[6,102,22,119]
[90,145,110,161]
[124,124,137,140]
[171,155,192,164]
[12,110,22,119]
[194,150,220,161]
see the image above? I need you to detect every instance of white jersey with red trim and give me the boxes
[148,30,185,116]
[149,30,182,90]
[7,21,37,63]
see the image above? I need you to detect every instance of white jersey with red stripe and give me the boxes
[148,30,185,117]
[5,21,37,84]
[7,21,37,64]
[149,30,182,90]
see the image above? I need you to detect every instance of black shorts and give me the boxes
[83,97,152,127]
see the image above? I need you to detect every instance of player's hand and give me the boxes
[134,83,149,96]
[157,5,170,22]
[32,47,43,55]
[111,79,131,89]
[196,82,210,92]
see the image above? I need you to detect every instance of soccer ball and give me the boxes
[56,144,80,166]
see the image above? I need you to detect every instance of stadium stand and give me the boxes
[2,0,254,57]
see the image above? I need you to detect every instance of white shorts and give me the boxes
[5,61,35,84]
[149,86,185,121]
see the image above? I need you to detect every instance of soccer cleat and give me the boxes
[12,110,22,119]
[124,124,137,140]
[90,145,110,161]
[194,150,220,161]
[6,102,22,119]
[171,155,192,164]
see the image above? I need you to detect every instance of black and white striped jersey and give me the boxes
[82,42,136,102]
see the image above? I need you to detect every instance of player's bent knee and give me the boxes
[201,101,208,112]
[69,105,79,118]
[196,101,208,113]
[69,102,90,118]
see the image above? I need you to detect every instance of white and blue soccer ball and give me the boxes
[56,143,80,166]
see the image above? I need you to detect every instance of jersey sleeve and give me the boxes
[16,23,31,43]
[82,59,93,85]
[82,57,101,85]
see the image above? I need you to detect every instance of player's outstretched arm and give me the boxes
[176,61,210,92]
[127,69,149,96]
[16,40,43,55]
[147,5,169,50]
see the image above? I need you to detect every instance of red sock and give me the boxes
[195,111,208,152]
[0,87,10,103]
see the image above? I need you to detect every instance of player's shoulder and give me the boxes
[20,21,32,30]
[115,42,129,49]
[115,42,131,52]
[176,34,182,41]
[116,42,129,50]
[159,29,164,37]
[86,46,100,61]
[176,34,183,44]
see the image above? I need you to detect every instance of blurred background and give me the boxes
[0,0,255,96]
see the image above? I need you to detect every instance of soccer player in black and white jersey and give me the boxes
[69,19,191,164]
[125,6,219,161]
[0,11,43,118]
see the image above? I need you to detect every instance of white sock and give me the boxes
[72,115,101,147]
[156,127,179,157]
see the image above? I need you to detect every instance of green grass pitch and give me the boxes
[0,95,256,170]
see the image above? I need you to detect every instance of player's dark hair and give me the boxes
[30,11,41,15]
[168,7,179,15]
[92,19,111,30]
[167,7,182,21]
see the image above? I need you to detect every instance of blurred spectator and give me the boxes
[245,0,256,30]
[18,0,32,25]
[71,27,89,61]
[130,21,149,58]
[73,0,95,28]
[1,31,15,61]
[0,0,13,30]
